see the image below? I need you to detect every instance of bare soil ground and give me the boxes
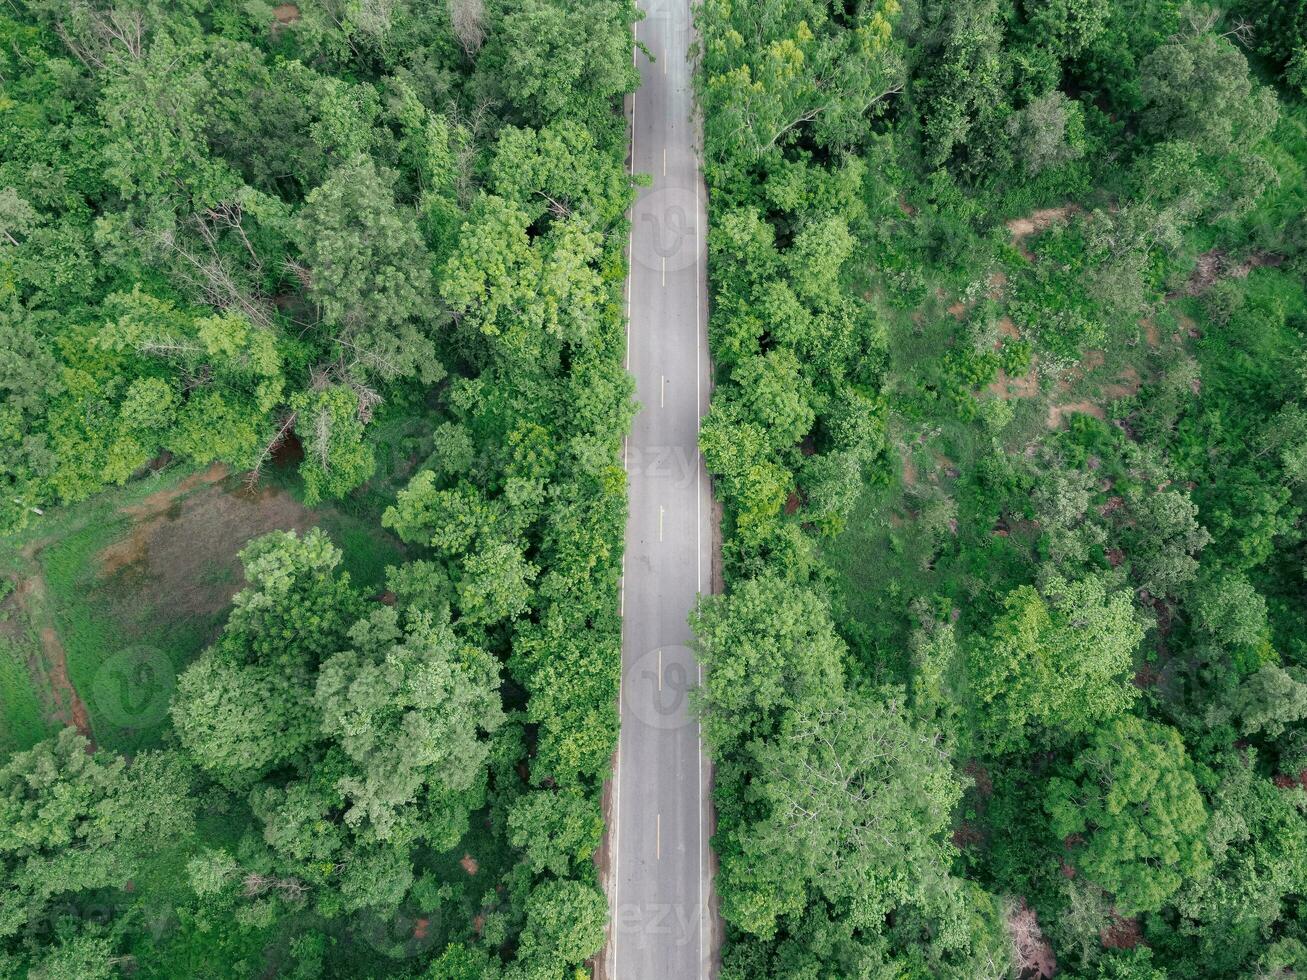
[1007,206,1078,260]
[98,469,317,619]
[5,466,320,743]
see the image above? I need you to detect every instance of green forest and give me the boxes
[1,0,1306,978]
[0,0,638,976]
[695,0,1307,977]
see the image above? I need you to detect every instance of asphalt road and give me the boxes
[604,0,715,976]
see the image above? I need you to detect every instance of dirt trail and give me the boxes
[15,576,94,746]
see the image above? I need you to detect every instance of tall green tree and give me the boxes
[1046,716,1209,914]
[967,574,1143,753]
[719,690,963,939]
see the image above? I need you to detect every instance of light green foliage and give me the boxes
[690,574,845,752]
[315,606,504,843]
[1006,90,1086,176]
[477,0,639,128]
[170,655,315,790]
[914,0,1011,176]
[1046,716,1209,914]
[699,0,904,158]
[727,350,816,450]
[1161,748,1307,974]
[1230,663,1307,739]
[456,541,538,626]
[0,730,193,958]
[490,121,634,227]
[293,155,442,383]
[721,690,963,938]
[172,529,361,785]
[516,879,608,968]
[1190,572,1270,649]
[292,384,378,507]
[507,789,604,877]
[221,528,364,673]
[785,216,855,303]
[441,193,607,368]
[1119,487,1210,597]
[1032,467,1108,575]
[1139,33,1278,157]
[967,575,1143,752]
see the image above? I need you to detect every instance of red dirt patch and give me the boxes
[122,462,229,520]
[1047,400,1105,428]
[40,627,91,744]
[1045,360,1141,429]
[12,575,94,746]
[1101,912,1142,950]
[1007,206,1077,260]
[990,363,1040,401]
[1142,318,1161,348]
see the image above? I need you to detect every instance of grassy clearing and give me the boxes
[0,411,424,755]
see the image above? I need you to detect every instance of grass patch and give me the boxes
[0,636,54,755]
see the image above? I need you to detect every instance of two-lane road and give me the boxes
[605,0,715,976]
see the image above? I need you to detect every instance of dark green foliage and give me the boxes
[697,0,1307,975]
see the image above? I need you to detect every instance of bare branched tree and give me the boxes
[1221,16,1255,48]
[245,411,298,491]
[449,0,487,58]
[1005,898,1056,979]
[152,205,274,331]
[53,3,146,70]
[1179,3,1221,38]
[313,406,334,472]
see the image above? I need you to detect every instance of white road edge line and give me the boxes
[695,103,706,980]
[611,14,638,976]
